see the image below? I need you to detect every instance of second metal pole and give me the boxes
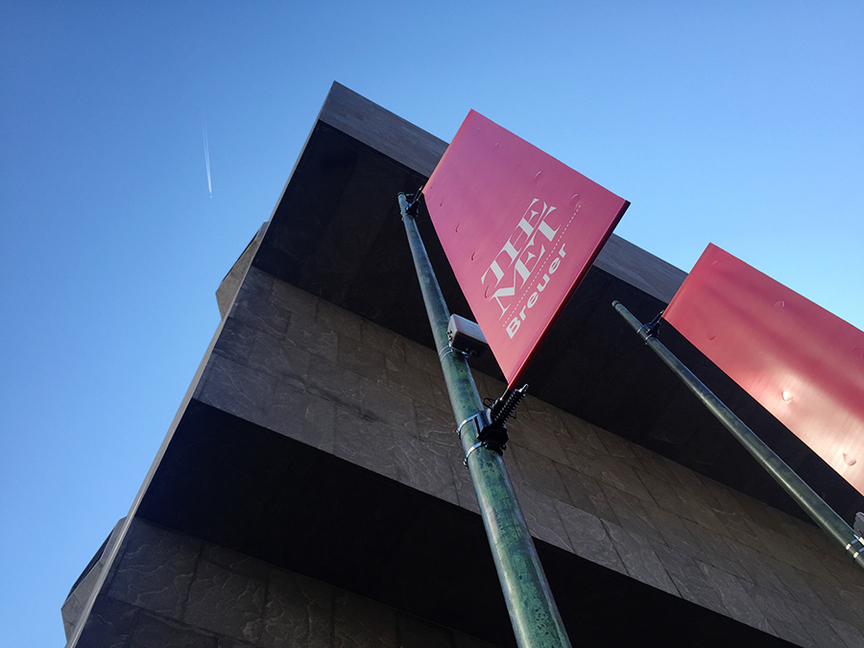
[399,194,572,648]
[613,300,864,572]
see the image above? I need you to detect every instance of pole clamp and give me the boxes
[845,535,864,561]
[464,441,492,467]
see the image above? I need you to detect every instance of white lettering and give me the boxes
[506,318,521,338]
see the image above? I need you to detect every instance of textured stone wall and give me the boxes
[190,265,864,647]
[66,261,864,647]
[75,517,498,648]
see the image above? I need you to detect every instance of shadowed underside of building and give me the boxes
[62,83,864,648]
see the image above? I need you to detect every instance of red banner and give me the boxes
[663,244,864,496]
[423,111,629,387]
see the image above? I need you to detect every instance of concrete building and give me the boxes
[62,82,864,648]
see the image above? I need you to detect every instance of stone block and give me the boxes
[681,519,750,581]
[333,591,398,648]
[128,612,219,648]
[403,337,440,376]
[337,333,386,382]
[603,521,678,596]
[106,519,201,620]
[743,581,814,646]
[248,327,312,384]
[784,599,848,648]
[267,380,336,452]
[195,353,276,428]
[698,563,773,635]
[827,617,864,648]
[262,569,333,648]
[600,484,664,546]
[513,482,572,551]
[316,299,363,342]
[653,544,727,615]
[183,557,267,644]
[333,405,398,479]
[77,596,138,648]
[232,274,291,339]
[270,274,318,323]
[508,445,569,503]
[393,433,459,505]
[555,500,625,574]
[212,319,259,365]
[508,410,567,465]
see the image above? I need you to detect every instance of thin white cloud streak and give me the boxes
[203,125,212,197]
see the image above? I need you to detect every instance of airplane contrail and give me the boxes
[203,125,212,197]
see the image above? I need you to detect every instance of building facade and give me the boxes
[62,83,864,648]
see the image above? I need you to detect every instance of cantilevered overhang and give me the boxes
[253,82,863,524]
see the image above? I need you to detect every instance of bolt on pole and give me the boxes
[399,193,572,648]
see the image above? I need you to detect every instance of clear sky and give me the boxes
[1,2,862,645]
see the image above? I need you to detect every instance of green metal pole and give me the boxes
[399,194,573,648]
[612,300,864,572]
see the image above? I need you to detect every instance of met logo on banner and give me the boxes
[422,109,628,387]
[480,198,569,339]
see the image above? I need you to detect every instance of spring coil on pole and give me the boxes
[490,384,529,426]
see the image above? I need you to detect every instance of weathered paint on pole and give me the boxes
[613,300,864,572]
[399,194,573,648]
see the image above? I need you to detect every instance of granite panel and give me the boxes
[268,378,337,451]
[337,333,386,381]
[653,544,727,615]
[195,353,276,428]
[183,557,267,644]
[632,463,683,513]
[393,433,459,505]
[386,355,437,407]
[784,599,849,648]
[106,520,201,619]
[269,272,319,322]
[414,401,457,448]
[508,413,567,466]
[603,521,678,596]
[828,618,864,648]
[744,581,814,647]
[334,591,398,648]
[681,518,750,581]
[698,563,774,635]
[555,500,625,573]
[403,337,441,376]
[248,326,312,384]
[333,404,398,479]
[599,482,664,546]
[573,471,620,526]
[77,596,138,648]
[555,463,601,517]
[262,569,333,648]
[231,274,291,339]
[212,319,259,365]
[316,298,363,341]
[508,445,569,503]
[512,482,572,551]
[128,613,219,648]
[733,544,792,595]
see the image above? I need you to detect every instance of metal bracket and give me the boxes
[639,311,664,342]
[846,535,864,561]
[459,386,530,468]
[464,441,491,467]
[457,411,490,439]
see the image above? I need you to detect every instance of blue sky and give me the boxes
[1,2,862,645]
